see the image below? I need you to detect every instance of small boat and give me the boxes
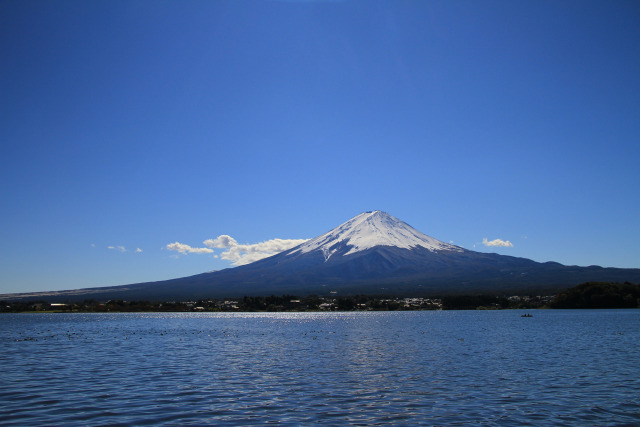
[521,313,533,318]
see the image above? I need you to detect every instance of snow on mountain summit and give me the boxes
[291,210,463,260]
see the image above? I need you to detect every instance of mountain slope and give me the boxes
[4,211,640,301]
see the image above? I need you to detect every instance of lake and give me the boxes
[1,310,639,425]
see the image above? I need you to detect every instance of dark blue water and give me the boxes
[1,310,639,425]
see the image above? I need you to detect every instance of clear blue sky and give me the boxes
[1,0,639,294]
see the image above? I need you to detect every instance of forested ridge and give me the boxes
[551,282,640,309]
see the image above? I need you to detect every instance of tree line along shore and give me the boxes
[1,282,638,313]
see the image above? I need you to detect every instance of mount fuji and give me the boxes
[6,211,640,301]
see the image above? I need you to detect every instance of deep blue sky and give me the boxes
[1,0,639,294]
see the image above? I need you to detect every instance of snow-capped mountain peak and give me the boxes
[290,210,462,260]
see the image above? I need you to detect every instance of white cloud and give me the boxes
[482,238,514,247]
[166,235,308,265]
[217,237,309,266]
[108,245,127,252]
[136,248,143,253]
[166,242,214,254]
[203,235,238,248]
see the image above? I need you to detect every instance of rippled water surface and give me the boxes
[1,310,639,425]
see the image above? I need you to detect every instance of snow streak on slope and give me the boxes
[291,211,463,260]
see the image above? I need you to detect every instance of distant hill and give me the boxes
[551,282,640,309]
[4,211,640,302]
